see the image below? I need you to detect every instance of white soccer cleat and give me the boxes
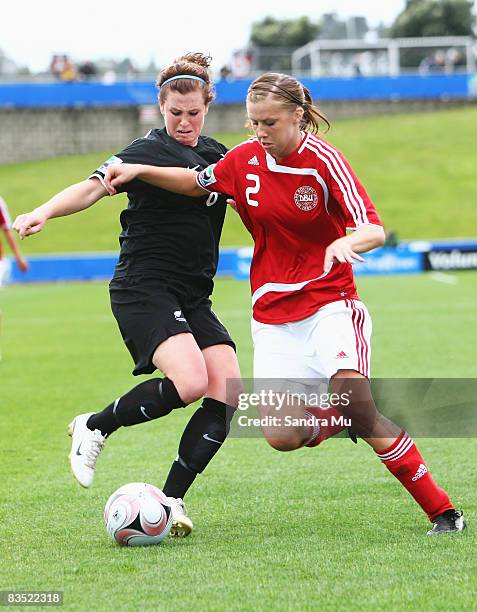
[167,497,193,538]
[68,412,105,488]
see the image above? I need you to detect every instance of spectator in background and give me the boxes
[418,55,433,75]
[219,64,233,81]
[433,50,446,73]
[50,54,66,80]
[231,50,252,78]
[78,61,98,81]
[102,69,117,85]
[61,56,77,83]
[446,48,464,72]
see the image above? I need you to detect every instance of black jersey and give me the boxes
[90,128,229,296]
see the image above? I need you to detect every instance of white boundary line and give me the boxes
[429,272,459,285]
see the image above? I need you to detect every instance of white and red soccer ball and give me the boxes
[104,482,172,546]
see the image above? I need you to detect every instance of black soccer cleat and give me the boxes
[427,509,466,535]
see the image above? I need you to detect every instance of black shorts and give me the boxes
[109,277,236,375]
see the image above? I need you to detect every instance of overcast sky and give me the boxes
[1,0,406,73]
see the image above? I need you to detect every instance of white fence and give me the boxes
[292,36,476,77]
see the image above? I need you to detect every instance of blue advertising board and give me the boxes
[0,74,474,108]
[5,240,477,285]
[7,248,239,284]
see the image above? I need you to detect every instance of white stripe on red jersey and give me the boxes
[304,133,369,227]
[252,266,332,307]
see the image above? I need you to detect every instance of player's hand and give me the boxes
[104,164,140,195]
[13,210,48,238]
[226,198,237,211]
[323,237,365,274]
[17,256,29,273]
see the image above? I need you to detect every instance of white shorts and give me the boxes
[0,258,11,287]
[252,299,372,393]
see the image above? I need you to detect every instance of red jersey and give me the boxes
[197,132,382,324]
[0,197,11,229]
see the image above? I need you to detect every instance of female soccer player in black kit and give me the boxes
[13,53,242,537]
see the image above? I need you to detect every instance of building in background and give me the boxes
[0,48,21,78]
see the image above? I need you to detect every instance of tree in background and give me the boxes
[389,0,476,37]
[247,16,320,73]
[250,16,320,48]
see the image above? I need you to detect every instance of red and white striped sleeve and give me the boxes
[306,135,382,229]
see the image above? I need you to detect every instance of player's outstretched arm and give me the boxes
[323,224,385,273]
[105,164,207,197]
[13,178,108,239]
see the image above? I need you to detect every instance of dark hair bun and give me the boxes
[176,52,212,70]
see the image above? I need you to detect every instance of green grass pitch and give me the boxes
[0,273,476,610]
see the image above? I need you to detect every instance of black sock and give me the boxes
[162,460,198,500]
[87,377,185,437]
[162,397,234,499]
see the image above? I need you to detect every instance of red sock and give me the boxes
[376,431,454,521]
[305,406,347,447]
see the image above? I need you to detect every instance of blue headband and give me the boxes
[161,75,207,88]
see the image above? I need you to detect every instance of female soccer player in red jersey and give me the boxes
[101,72,465,535]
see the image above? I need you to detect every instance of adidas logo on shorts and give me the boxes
[412,463,428,481]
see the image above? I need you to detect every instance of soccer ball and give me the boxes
[104,482,173,546]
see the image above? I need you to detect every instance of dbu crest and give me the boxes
[294,186,318,211]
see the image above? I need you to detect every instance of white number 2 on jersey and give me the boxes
[245,174,260,207]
